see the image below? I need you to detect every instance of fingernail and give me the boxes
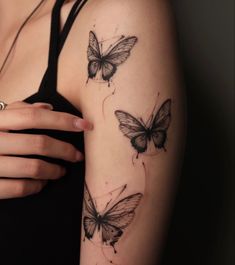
[76,152,84,161]
[84,122,93,130]
[42,104,53,110]
[74,118,93,131]
[34,103,53,110]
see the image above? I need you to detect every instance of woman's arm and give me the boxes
[76,0,186,264]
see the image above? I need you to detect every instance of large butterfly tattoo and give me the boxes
[83,181,143,253]
[87,31,138,84]
[115,99,172,156]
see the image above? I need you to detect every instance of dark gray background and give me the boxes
[161,1,234,265]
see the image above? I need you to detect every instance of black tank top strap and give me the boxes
[59,0,88,52]
[38,0,88,96]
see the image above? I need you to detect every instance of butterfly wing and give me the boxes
[104,36,138,66]
[83,182,98,240]
[115,110,148,153]
[100,193,142,247]
[115,110,145,139]
[88,61,101,79]
[83,182,97,217]
[87,31,102,78]
[83,216,97,240]
[88,31,101,61]
[104,193,143,229]
[101,223,123,248]
[131,134,148,153]
[101,36,137,81]
[151,99,171,149]
[101,61,117,81]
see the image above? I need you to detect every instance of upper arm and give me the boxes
[67,0,186,264]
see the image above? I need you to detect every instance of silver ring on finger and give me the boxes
[0,101,8,111]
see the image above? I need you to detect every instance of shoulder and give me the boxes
[58,0,177,111]
[67,0,173,33]
[84,0,167,14]
[64,0,175,62]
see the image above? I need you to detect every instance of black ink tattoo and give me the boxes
[83,181,143,254]
[87,31,138,85]
[115,99,172,157]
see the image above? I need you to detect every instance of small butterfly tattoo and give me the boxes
[115,99,172,157]
[83,181,143,254]
[87,31,138,85]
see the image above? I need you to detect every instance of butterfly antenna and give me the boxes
[95,200,98,210]
[146,94,160,127]
[148,93,163,129]
[139,117,146,127]
[146,114,154,128]
[105,35,126,52]
[118,184,127,197]
[93,184,127,201]
[109,183,127,206]
[103,198,112,212]
[100,41,103,54]
[106,183,127,208]
[99,35,125,44]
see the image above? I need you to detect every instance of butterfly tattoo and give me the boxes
[87,31,138,84]
[115,99,172,156]
[83,182,143,253]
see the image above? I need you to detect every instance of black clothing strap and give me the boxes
[39,0,87,95]
[0,2,88,264]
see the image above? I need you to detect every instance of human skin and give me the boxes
[72,0,185,264]
[0,0,93,199]
[0,101,92,199]
[0,0,186,264]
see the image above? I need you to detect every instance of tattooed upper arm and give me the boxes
[87,30,138,86]
[78,1,186,264]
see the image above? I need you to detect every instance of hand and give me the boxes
[0,101,93,199]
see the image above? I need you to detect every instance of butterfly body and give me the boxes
[92,213,117,233]
[115,99,172,155]
[87,31,137,83]
[145,128,154,141]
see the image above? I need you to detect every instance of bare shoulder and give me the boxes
[85,0,171,27]
[66,0,174,38]
[57,0,178,112]
[86,0,167,14]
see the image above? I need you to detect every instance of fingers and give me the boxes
[5,101,53,110]
[0,106,93,132]
[0,100,88,200]
[0,156,66,180]
[0,132,84,162]
[0,178,47,199]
